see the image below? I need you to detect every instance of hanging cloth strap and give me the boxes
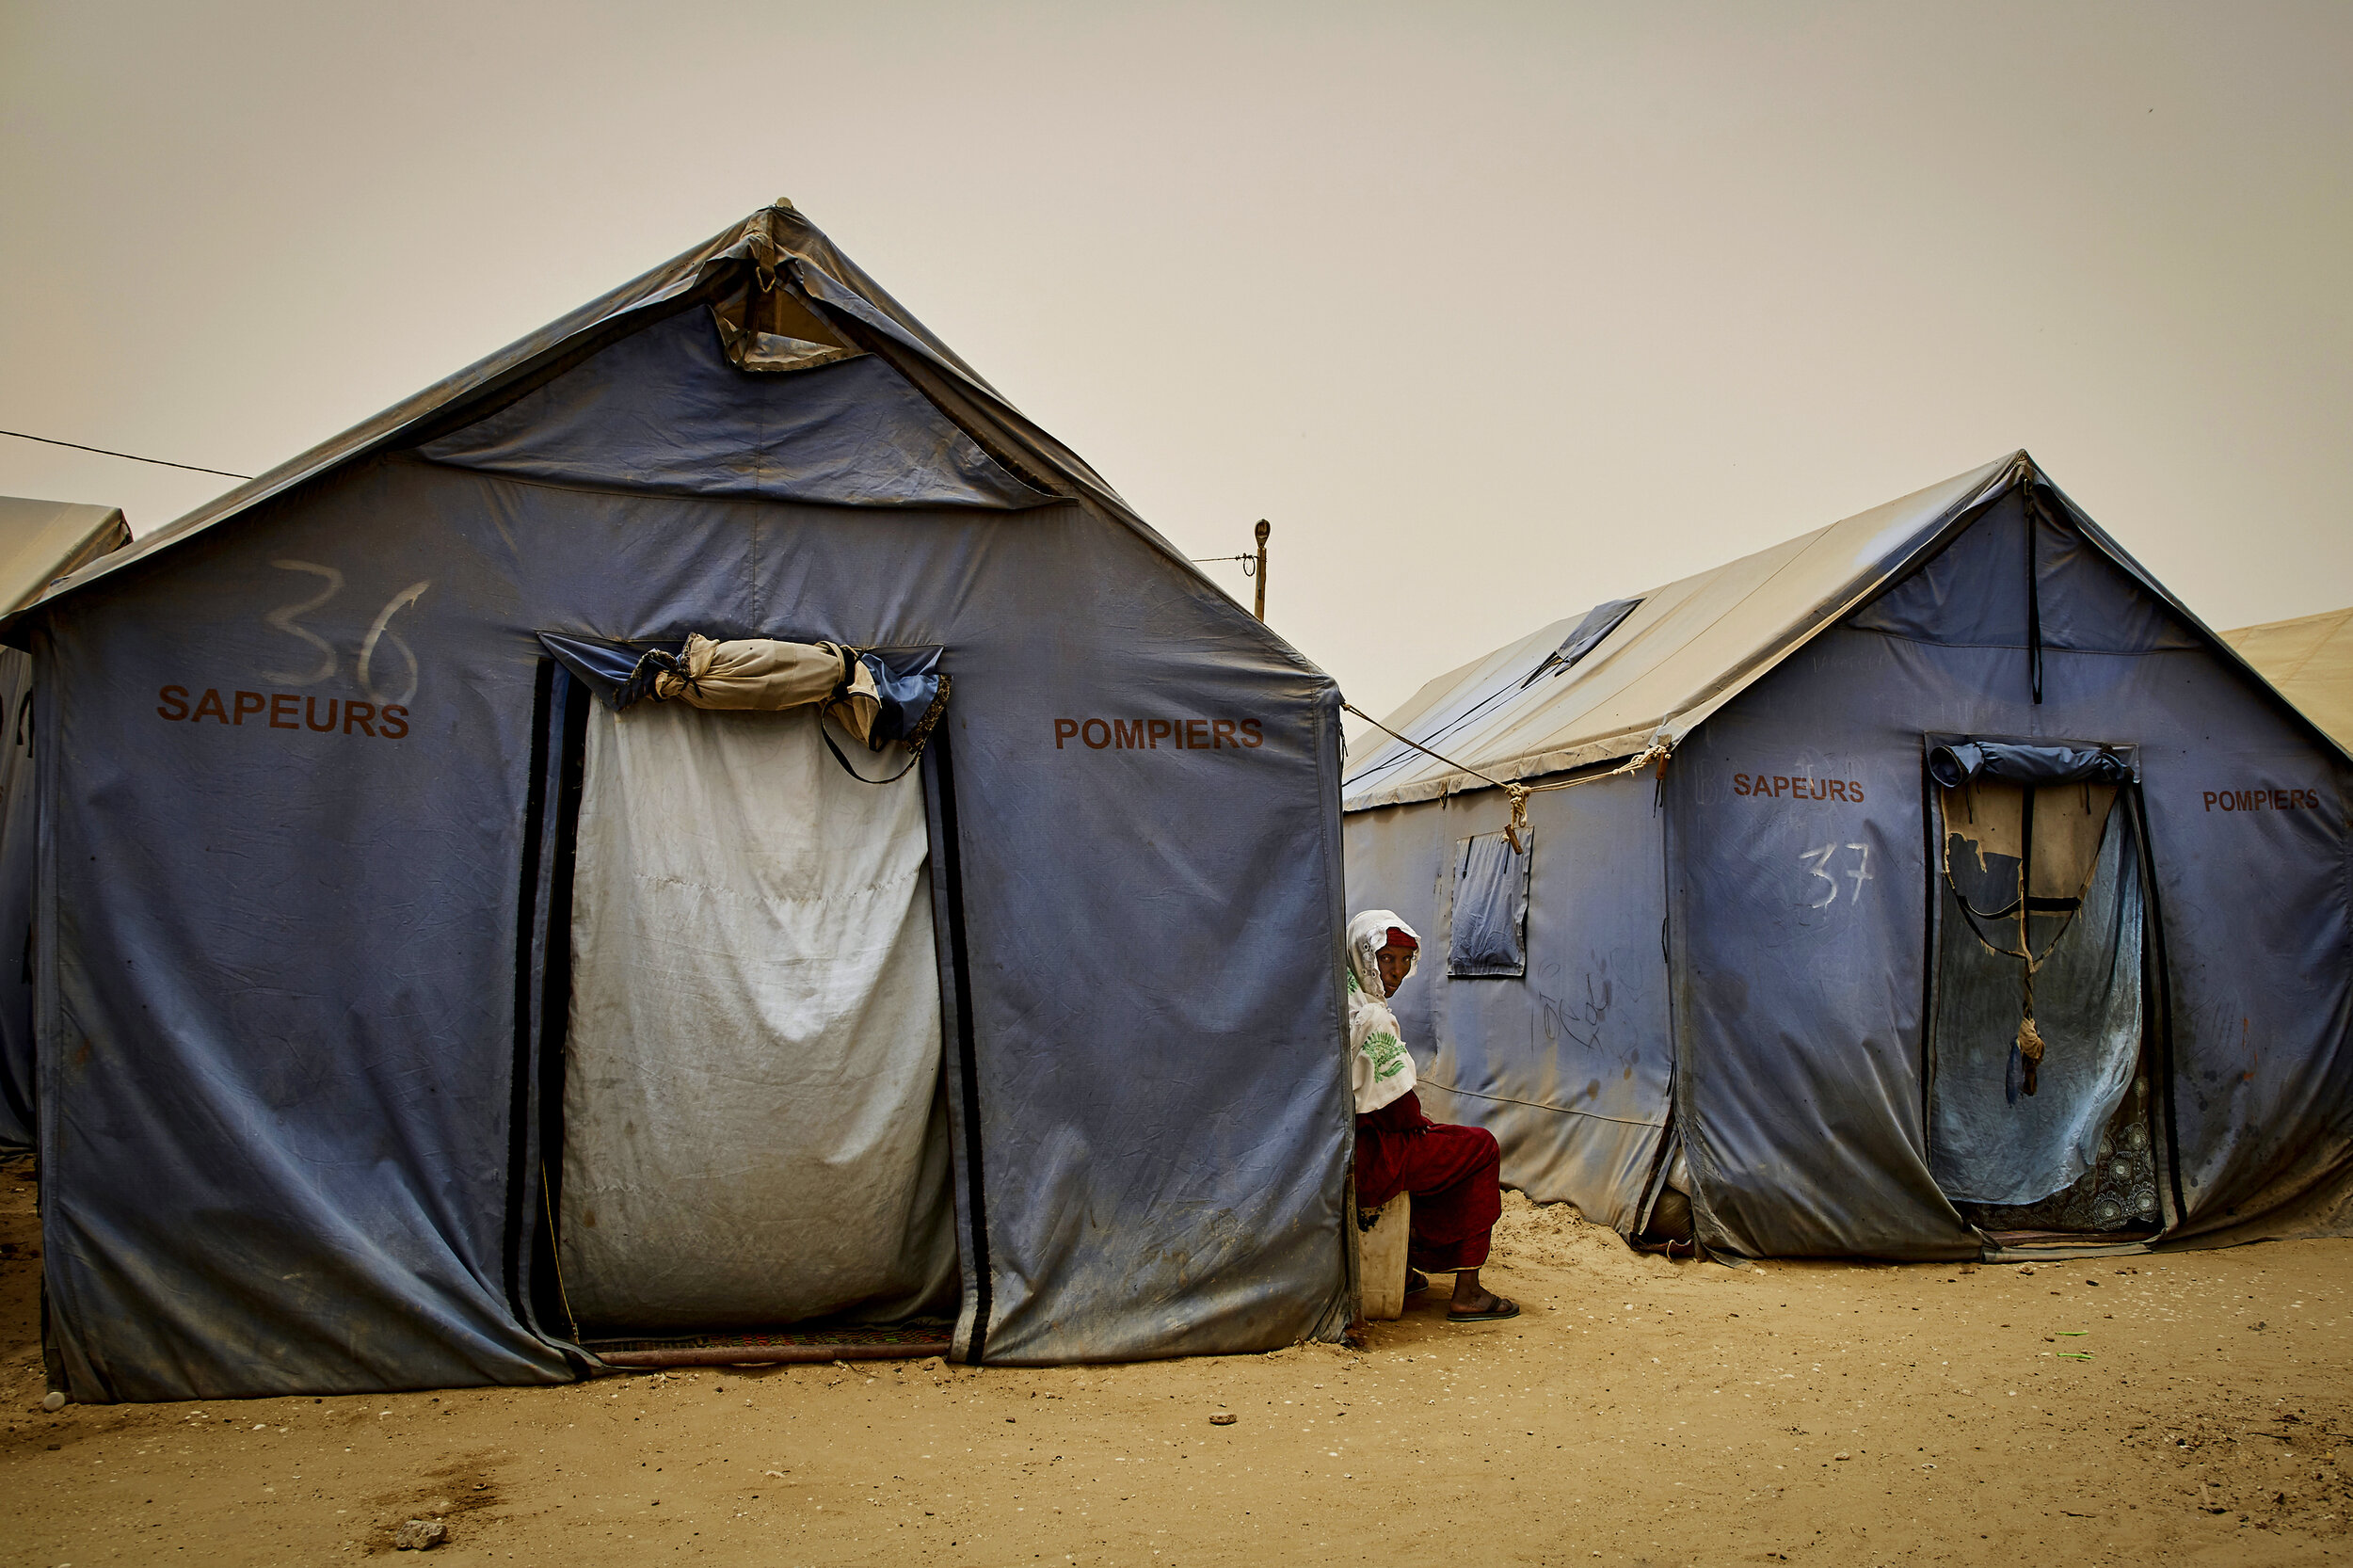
[818,673,952,786]
[1342,701,1668,851]
[1937,770,2121,1098]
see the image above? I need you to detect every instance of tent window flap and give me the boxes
[1449,829,1533,978]
[1521,598,1642,687]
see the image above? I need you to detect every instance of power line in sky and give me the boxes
[0,427,252,480]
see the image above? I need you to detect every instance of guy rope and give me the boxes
[1340,701,1669,853]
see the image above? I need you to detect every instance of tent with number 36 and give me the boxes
[1344,454,2353,1262]
[3,201,1354,1401]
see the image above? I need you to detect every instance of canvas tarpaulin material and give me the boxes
[1345,776,1673,1234]
[15,203,1353,1399]
[417,310,1046,512]
[558,700,955,1332]
[0,497,127,1150]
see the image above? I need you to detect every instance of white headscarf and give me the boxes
[1345,909,1420,1115]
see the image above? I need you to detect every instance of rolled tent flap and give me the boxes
[650,634,859,715]
[536,632,946,751]
[1929,739,2137,790]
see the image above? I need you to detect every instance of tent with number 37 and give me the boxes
[1344,454,2353,1263]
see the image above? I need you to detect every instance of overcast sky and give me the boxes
[4,2,2346,725]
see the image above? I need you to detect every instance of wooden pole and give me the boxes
[1253,519,1271,621]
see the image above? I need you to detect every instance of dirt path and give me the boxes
[7,1163,2351,1565]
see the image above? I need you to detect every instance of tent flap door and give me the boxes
[1925,735,2159,1231]
[554,697,957,1333]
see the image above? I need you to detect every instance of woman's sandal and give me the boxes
[1402,1271,1432,1297]
[1446,1294,1520,1323]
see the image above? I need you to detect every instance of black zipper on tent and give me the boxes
[2019,782,2037,944]
[502,660,558,1322]
[532,674,595,1331]
[2024,487,2046,705]
[2126,785,2190,1230]
[1919,744,1945,1164]
[927,724,992,1362]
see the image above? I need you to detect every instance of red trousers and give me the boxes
[1355,1090,1502,1272]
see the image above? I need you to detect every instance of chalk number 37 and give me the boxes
[1800,841,1873,909]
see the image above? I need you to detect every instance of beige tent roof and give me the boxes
[2224,608,2353,753]
[1343,455,2019,809]
[0,497,130,618]
[1342,450,2283,811]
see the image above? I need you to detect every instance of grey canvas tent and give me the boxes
[1344,454,2353,1260]
[8,202,1353,1402]
[0,497,130,1149]
[2227,609,2353,754]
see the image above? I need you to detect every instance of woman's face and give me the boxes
[1375,943,1415,999]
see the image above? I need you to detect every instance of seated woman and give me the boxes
[1347,909,1516,1322]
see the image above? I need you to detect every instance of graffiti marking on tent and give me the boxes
[1800,842,1874,909]
[258,561,433,706]
[260,560,343,683]
[1536,967,1610,1050]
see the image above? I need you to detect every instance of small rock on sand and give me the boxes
[1209,1413,1236,1426]
[392,1517,448,1550]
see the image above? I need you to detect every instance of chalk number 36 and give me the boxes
[261,560,432,707]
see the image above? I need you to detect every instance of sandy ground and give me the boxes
[6,1155,2353,1566]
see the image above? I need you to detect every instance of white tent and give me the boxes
[0,497,128,616]
[0,496,130,1147]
